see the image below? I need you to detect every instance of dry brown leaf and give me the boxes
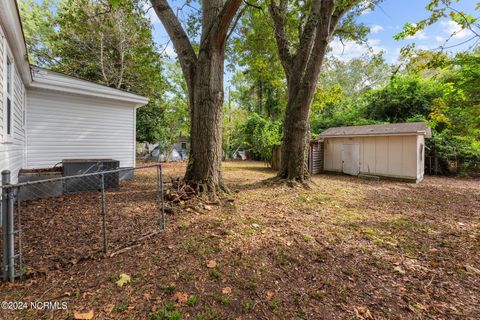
[222,287,232,295]
[265,290,274,299]
[104,304,114,314]
[173,291,189,304]
[354,306,374,319]
[74,310,94,320]
[465,264,480,275]
[393,266,406,275]
[207,260,217,268]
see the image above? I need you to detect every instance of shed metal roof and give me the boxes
[318,122,432,138]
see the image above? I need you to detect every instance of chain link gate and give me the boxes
[0,164,165,282]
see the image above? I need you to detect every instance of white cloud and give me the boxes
[328,38,387,61]
[370,24,384,34]
[435,35,446,42]
[441,20,471,40]
[406,30,428,40]
[361,8,372,15]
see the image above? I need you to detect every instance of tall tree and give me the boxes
[150,0,242,197]
[20,0,168,146]
[268,0,374,181]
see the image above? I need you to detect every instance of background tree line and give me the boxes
[20,0,479,177]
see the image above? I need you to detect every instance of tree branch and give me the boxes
[227,6,246,40]
[269,0,293,76]
[150,0,197,89]
[290,0,322,84]
[211,0,243,47]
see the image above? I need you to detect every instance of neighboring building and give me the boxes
[0,0,148,183]
[317,122,432,182]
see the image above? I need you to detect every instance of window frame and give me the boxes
[3,46,14,142]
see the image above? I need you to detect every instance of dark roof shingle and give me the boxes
[318,122,432,138]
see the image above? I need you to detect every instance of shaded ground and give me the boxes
[0,161,479,319]
[17,166,162,274]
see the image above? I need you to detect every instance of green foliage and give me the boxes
[230,8,287,120]
[395,0,479,56]
[241,113,282,161]
[361,76,445,123]
[19,0,188,146]
[150,304,182,320]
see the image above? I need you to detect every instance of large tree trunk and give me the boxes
[278,89,312,181]
[151,0,242,197]
[185,47,225,194]
[269,0,347,182]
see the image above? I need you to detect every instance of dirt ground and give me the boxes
[0,161,479,320]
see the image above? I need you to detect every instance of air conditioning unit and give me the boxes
[62,159,120,193]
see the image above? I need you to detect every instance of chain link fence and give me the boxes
[0,164,165,281]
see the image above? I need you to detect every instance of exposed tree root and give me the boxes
[263,174,312,189]
[164,177,231,209]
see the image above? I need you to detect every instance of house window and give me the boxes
[6,58,13,136]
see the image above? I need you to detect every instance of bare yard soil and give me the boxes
[0,161,479,320]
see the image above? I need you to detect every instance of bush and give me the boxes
[242,113,282,162]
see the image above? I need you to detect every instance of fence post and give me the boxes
[157,165,165,230]
[1,170,15,282]
[100,173,108,253]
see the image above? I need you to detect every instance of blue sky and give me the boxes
[146,0,479,81]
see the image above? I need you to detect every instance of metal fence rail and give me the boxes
[0,164,165,282]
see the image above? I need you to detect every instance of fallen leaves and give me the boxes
[222,287,232,295]
[393,266,406,275]
[207,260,217,268]
[465,264,480,275]
[173,291,189,304]
[354,306,374,319]
[74,310,94,320]
[116,273,131,287]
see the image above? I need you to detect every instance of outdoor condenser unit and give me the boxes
[62,159,120,193]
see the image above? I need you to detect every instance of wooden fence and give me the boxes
[272,141,324,174]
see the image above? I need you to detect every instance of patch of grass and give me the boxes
[178,269,195,282]
[220,296,231,305]
[310,290,326,301]
[195,306,222,320]
[242,299,256,313]
[187,295,197,306]
[208,268,222,280]
[303,234,314,242]
[274,250,298,267]
[113,301,129,313]
[108,273,120,283]
[161,284,177,295]
[268,298,282,311]
[150,307,182,320]
[198,244,215,256]
[182,236,198,253]
[179,221,190,230]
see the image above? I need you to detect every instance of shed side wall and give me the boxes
[323,135,419,180]
[26,89,135,169]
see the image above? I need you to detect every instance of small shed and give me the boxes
[317,122,432,182]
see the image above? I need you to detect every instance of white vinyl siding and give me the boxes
[0,25,27,183]
[26,89,136,169]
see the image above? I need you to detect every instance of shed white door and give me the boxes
[342,144,360,176]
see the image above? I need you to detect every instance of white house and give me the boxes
[0,0,148,183]
[318,122,432,182]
